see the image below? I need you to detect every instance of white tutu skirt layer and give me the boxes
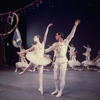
[26,52,52,66]
[68,60,74,67]
[81,60,95,67]
[16,61,29,68]
[68,60,81,67]
[95,61,100,67]
[74,60,81,66]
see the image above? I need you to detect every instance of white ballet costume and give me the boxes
[68,53,81,68]
[45,39,69,97]
[95,57,100,67]
[82,46,94,66]
[16,49,29,68]
[68,45,75,60]
[16,60,29,68]
[26,43,51,66]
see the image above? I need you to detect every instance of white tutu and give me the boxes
[68,60,81,67]
[95,60,100,67]
[96,62,100,67]
[26,51,52,66]
[68,60,74,67]
[74,60,81,66]
[16,61,29,68]
[81,60,95,67]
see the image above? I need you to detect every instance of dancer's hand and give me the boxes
[75,19,81,26]
[48,23,53,28]
[17,52,20,55]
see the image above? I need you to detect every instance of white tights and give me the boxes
[53,62,67,97]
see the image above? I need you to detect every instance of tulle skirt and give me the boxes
[95,60,100,67]
[68,60,81,67]
[81,60,95,67]
[16,61,29,68]
[26,51,52,66]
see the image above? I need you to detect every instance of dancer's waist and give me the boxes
[55,56,68,62]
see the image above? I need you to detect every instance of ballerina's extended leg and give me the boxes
[19,62,33,75]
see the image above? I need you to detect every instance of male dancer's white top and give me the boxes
[45,39,69,63]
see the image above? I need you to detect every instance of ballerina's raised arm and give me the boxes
[42,23,53,46]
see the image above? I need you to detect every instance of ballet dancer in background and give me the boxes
[17,23,53,95]
[92,50,100,72]
[81,44,94,70]
[45,19,80,97]
[68,44,75,60]
[68,51,82,71]
[15,46,29,72]
[83,45,91,60]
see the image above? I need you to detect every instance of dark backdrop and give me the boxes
[0,0,100,65]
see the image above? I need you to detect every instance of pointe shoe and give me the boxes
[97,70,100,73]
[51,90,58,95]
[46,69,50,71]
[38,88,43,95]
[28,69,32,72]
[15,69,17,72]
[56,92,62,98]
[32,69,36,72]
[19,72,24,75]
[79,69,83,71]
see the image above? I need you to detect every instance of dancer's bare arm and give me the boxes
[42,23,53,45]
[65,19,80,44]
[17,45,35,55]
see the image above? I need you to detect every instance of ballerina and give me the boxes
[82,44,94,70]
[17,23,53,95]
[68,51,82,71]
[92,50,100,72]
[45,19,80,97]
[15,46,29,72]
[83,45,91,60]
[68,44,75,60]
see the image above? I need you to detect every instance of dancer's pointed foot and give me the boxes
[51,90,58,95]
[28,69,33,72]
[97,70,100,72]
[66,68,69,71]
[56,92,62,98]
[79,69,83,71]
[38,88,43,95]
[93,69,98,71]
[32,69,36,72]
[19,71,24,75]
[44,69,50,71]
[15,69,17,72]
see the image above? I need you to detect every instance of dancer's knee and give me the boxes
[60,77,65,84]
[54,75,59,81]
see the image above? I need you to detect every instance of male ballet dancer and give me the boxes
[45,19,80,97]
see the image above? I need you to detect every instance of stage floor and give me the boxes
[0,66,100,100]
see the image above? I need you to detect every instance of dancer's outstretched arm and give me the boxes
[92,56,99,62]
[83,45,88,49]
[17,45,35,55]
[42,23,53,46]
[45,44,54,53]
[65,19,80,43]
